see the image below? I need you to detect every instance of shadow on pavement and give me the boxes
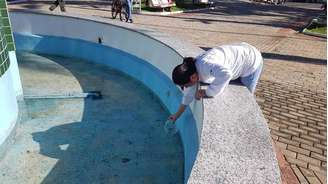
[147,0,320,30]
[261,52,326,65]
[200,47,326,65]
[11,0,322,30]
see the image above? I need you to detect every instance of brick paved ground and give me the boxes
[9,0,327,183]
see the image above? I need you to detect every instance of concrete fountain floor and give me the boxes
[0,52,184,184]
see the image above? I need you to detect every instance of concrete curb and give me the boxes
[138,7,214,16]
[302,29,327,39]
[7,0,29,5]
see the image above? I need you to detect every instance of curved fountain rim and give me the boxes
[9,9,204,59]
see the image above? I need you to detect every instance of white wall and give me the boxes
[12,13,180,81]
[9,51,23,100]
[0,52,21,148]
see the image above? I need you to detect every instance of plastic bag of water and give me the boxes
[164,119,178,135]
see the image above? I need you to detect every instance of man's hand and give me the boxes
[168,114,178,122]
[195,89,206,100]
[168,104,186,123]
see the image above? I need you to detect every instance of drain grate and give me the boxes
[24,91,102,100]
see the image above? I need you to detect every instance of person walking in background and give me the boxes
[126,0,133,23]
[321,0,327,14]
[169,42,263,122]
[49,0,66,12]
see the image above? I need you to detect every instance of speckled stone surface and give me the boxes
[188,85,281,184]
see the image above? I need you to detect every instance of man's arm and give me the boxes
[205,65,232,97]
[168,104,186,122]
[169,84,198,122]
[195,89,211,99]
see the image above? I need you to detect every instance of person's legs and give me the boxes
[59,0,66,12]
[240,62,263,94]
[126,0,133,22]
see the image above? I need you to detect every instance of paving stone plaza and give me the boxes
[8,0,327,183]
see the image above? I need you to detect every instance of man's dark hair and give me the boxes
[172,57,197,86]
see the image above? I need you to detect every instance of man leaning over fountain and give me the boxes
[169,42,264,122]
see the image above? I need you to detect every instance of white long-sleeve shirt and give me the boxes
[182,42,262,105]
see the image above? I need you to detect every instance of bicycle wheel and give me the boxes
[111,6,118,19]
[120,10,128,22]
